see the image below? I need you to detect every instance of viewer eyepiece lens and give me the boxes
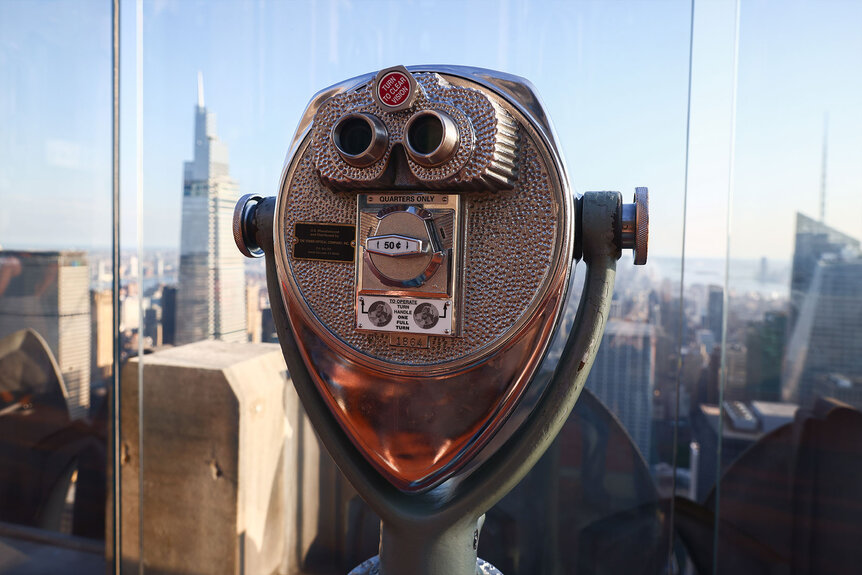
[408,114,444,155]
[331,113,388,167]
[404,110,459,168]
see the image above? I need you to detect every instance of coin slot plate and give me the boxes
[355,193,462,338]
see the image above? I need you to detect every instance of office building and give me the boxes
[161,285,177,345]
[261,307,278,344]
[783,256,862,406]
[706,285,724,343]
[788,213,859,335]
[586,319,656,462]
[0,251,92,419]
[691,400,797,502]
[176,75,247,344]
[246,285,262,344]
[144,306,163,348]
[91,288,113,384]
[744,311,786,402]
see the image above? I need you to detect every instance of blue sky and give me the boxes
[1,0,860,261]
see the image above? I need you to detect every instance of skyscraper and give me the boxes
[788,213,859,336]
[586,319,656,462]
[706,285,724,343]
[176,74,247,344]
[161,285,177,345]
[783,256,862,406]
[783,213,862,406]
[744,311,786,402]
[0,251,92,419]
[91,288,113,384]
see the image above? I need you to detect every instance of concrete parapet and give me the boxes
[111,341,379,575]
[117,341,290,575]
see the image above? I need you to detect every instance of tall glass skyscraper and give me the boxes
[783,212,862,406]
[783,257,862,406]
[788,213,860,335]
[176,75,247,344]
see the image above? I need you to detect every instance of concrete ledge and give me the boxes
[118,341,289,575]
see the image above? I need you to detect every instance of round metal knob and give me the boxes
[621,187,649,265]
[233,193,265,258]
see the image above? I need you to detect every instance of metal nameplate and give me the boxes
[354,192,462,337]
[294,222,355,262]
[364,193,455,208]
[357,296,453,336]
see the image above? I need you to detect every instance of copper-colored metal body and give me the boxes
[273,68,574,491]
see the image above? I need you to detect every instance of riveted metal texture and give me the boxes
[273,68,574,492]
[281,140,557,365]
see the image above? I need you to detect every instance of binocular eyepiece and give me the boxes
[403,109,459,167]
[331,109,460,169]
[331,113,388,168]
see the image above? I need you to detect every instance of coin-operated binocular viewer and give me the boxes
[234,66,648,575]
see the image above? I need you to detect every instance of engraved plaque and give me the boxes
[294,222,356,262]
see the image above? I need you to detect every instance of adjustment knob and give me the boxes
[233,193,265,258]
[620,187,649,265]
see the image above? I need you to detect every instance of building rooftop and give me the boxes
[699,400,799,439]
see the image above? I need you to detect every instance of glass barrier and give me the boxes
[133,1,691,573]
[0,1,112,572]
[679,2,862,574]
[2,1,860,573]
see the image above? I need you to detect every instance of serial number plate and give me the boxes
[389,334,429,348]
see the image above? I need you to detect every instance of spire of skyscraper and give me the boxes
[820,113,828,223]
[197,70,205,109]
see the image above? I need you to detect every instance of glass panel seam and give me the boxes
[714,1,742,573]
[669,1,697,572]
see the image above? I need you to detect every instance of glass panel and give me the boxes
[132,2,694,573]
[678,1,862,574]
[719,2,862,574]
[672,2,741,573]
[0,0,111,571]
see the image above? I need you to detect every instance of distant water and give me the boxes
[648,256,790,299]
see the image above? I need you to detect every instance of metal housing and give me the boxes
[273,67,575,491]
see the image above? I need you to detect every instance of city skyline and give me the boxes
[1,0,860,491]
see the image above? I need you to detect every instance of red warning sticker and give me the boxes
[376,71,412,108]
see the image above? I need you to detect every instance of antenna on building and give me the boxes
[197,71,205,109]
[819,113,828,223]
